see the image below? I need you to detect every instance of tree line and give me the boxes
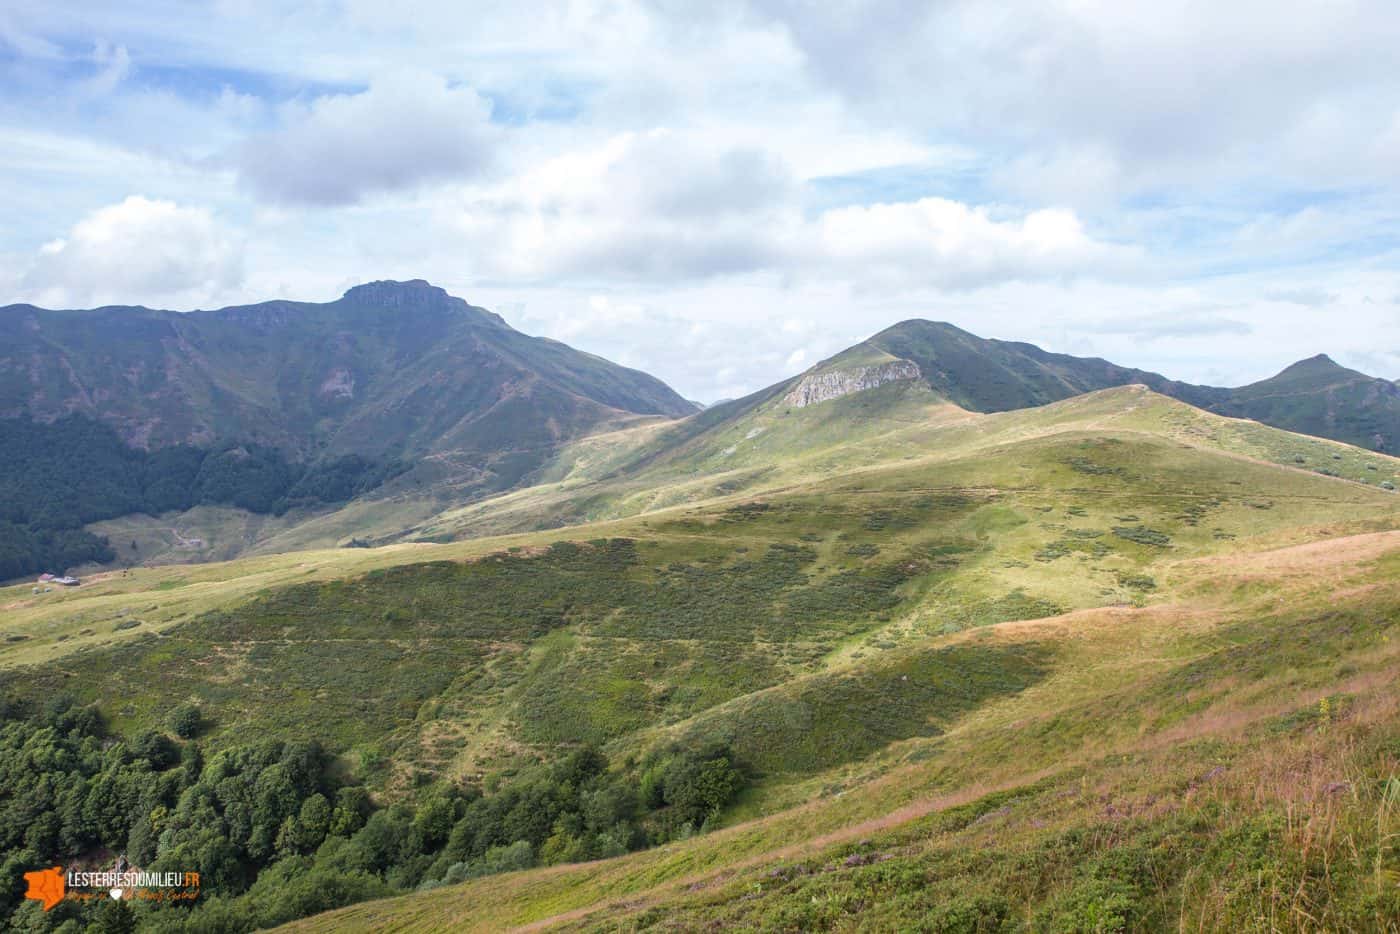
[0,696,743,932]
[0,416,405,581]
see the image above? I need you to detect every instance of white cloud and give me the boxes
[1080,308,1253,339]
[236,72,499,205]
[22,196,243,307]
[444,130,796,282]
[551,295,646,340]
[1265,287,1335,307]
[506,283,860,403]
[439,131,1129,291]
[719,0,1400,197]
[809,198,1138,290]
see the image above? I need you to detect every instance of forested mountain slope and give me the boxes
[0,281,696,578]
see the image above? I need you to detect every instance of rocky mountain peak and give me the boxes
[340,279,453,308]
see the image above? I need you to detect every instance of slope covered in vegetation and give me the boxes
[1,385,1397,930]
[0,415,405,580]
[273,533,1400,933]
[857,320,1400,451]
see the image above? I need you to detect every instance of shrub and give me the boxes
[661,750,745,828]
[472,840,534,877]
[1117,573,1156,592]
[169,703,202,739]
[1038,877,1140,932]
[1111,525,1171,547]
[130,729,180,769]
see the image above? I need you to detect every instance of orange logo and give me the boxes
[23,866,65,911]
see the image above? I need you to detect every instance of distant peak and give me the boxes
[340,279,451,305]
[1275,353,1346,376]
[877,319,964,337]
[335,279,509,326]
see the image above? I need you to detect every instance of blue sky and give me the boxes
[1,0,1398,402]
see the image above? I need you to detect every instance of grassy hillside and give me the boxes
[412,385,1399,544]
[270,535,1400,933]
[1,387,1397,930]
[795,319,1400,452]
[7,388,1394,671]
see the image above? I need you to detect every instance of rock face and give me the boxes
[782,360,921,409]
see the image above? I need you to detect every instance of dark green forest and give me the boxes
[0,696,742,932]
[0,417,405,581]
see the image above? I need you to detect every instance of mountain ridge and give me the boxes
[0,280,696,459]
[804,319,1399,451]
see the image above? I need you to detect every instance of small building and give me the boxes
[37,573,54,582]
[53,576,80,586]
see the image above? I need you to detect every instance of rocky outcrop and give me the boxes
[319,367,356,400]
[781,359,921,409]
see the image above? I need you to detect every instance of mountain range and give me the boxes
[6,284,1396,468]
[3,280,1399,577]
[802,318,1400,452]
[1,280,1398,931]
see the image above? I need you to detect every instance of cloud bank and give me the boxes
[2,0,1399,400]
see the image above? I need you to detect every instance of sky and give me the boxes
[2,1,1398,403]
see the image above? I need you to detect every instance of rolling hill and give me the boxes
[1,380,1397,931]
[5,299,1397,583]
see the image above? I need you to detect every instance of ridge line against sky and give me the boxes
[1,0,1398,402]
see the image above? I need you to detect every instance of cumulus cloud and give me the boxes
[443,131,1128,290]
[809,198,1138,290]
[447,131,796,282]
[510,286,857,404]
[5,0,1399,393]
[237,72,498,205]
[23,196,243,307]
